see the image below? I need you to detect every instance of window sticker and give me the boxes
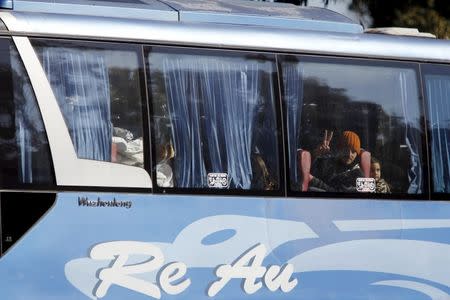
[208,173,229,189]
[148,50,279,191]
[356,178,376,193]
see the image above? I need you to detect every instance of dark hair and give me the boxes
[371,157,381,165]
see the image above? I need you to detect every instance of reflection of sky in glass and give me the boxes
[426,74,450,126]
[149,52,274,73]
[104,50,138,69]
[302,62,421,121]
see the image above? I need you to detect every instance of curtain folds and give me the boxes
[283,63,304,191]
[426,75,450,193]
[40,47,112,162]
[161,56,264,189]
[163,58,207,187]
[399,72,422,193]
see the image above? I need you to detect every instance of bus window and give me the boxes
[31,40,146,169]
[422,64,450,194]
[281,56,425,195]
[0,37,54,187]
[147,48,280,191]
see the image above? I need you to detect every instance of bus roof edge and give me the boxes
[9,0,363,34]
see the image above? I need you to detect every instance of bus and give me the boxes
[0,0,450,299]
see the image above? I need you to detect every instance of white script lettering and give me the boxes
[89,242,297,298]
[207,244,298,297]
[158,262,191,295]
[264,264,297,292]
[90,241,190,299]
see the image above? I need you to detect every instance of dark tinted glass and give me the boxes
[0,37,54,187]
[282,56,424,195]
[1,193,55,255]
[147,48,280,191]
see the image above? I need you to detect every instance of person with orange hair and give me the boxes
[309,130,363,192]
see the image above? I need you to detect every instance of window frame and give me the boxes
[144,45,286,197]
[3,33,443,200]
[420,62,450,200]
[28,37,152,191]
[31,38,149,167]
[279,53,430,200]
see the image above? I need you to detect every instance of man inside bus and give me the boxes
[308,130,363,192]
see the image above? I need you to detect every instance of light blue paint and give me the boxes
[0,192,449,299]
[201,229,237,246]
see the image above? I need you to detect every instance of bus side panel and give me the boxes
[0,193,449,299]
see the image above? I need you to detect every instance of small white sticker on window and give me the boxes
[208,173,229,188]
[356,178,376,193]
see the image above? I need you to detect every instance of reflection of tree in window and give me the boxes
[300,77,420,193]
[109,67,143,138]
[0,39,54,187]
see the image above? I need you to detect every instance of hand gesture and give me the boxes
[313,130,333,157]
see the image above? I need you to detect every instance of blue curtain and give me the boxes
[426,74,450,193]
[163,59,207,187]
[282,63,304,191]
[399,72,423,193]
[161,56,263,189]
[40,47,112,162]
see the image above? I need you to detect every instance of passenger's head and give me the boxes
[157,143,175,162]
[336,131,360,165]
[370,157,381,181]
